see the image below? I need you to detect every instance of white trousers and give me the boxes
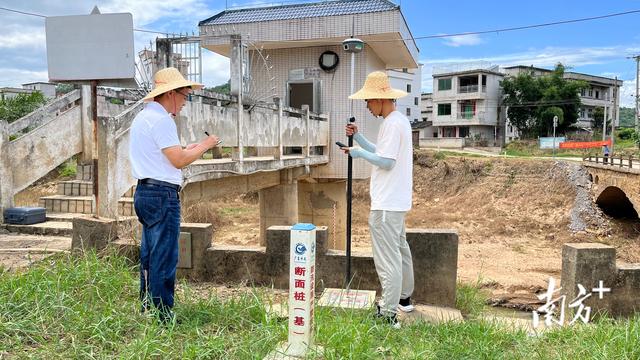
[369,210,414,315]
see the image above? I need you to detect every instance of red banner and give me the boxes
[559,139,611,149]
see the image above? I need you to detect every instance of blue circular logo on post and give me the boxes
[295,243,307,255]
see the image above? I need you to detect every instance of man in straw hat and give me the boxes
[341,71,415,328]
[130,67,219,322]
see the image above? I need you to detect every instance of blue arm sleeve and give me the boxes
[353,132,376,153]
[349,148,395,170]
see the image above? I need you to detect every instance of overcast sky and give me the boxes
[1,0,639,107]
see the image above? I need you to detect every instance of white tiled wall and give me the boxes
[249,45,388,179]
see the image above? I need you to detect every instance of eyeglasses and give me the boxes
[176,89,192,101]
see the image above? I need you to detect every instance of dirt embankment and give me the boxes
[201,151,640,299]
[13,151,640,301]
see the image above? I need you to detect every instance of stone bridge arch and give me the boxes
[585,164,640,218]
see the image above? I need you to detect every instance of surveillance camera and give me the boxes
[342,38,364,53]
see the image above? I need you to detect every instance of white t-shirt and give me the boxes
[370,110,413,211]
[129,102,182,185]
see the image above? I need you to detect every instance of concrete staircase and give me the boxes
[2,164,136,237]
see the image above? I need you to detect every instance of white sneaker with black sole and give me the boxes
[398,297,415,313]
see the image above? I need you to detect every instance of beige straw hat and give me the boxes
[348,71,408,100]
[142,67,204,102]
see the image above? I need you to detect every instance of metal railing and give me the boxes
[456,111,485,121]
[458,84,478,93]
[583,155,640,169]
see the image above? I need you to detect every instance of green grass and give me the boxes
[2,253,640,359]
[219,207,252,216]
[438,150,489,158]
[58,159,77,178]
[455,280,489,319]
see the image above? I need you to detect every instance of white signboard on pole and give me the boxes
[45,12,136,87]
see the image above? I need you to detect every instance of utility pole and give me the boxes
[552,115,558,159]
[611,77,618,155]
[602,102,607,141]
[627,55,639,133]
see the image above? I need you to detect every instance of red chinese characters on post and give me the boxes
[295,279,306,288]
[294,316,305,326]
[295,266,306,276]
[294,291,306,301]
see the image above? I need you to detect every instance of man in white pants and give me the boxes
[341,71,415,328]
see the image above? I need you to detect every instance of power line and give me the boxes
[0,6,174,36]
[370,9,640,43]
[3,5,639,43]
[0,6,45,18]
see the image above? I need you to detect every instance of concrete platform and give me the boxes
[0,233,72,270]
[479,313,551,335]
[1,221,73,236]
[317,288,376,309]
[398,304,464,325]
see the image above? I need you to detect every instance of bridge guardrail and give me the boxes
[7,89,81,137]
[98,93,330,217]
[583,155,640,169]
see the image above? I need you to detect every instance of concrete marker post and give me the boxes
[267,223,320,359]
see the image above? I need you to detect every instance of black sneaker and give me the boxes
[398,297,415,313]
[374,304,401,329]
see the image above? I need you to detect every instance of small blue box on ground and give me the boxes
[3,207,47,225]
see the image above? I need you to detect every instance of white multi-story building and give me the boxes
[387,65,422,124]
[21,82,57,98]
[502,66,623,131]
[414,92,435,139]
[431,66,505,146]
[424,64,623,146]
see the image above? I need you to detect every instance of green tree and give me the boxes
[206,80,231,95]
[501,69,541,138]
[538,106,563,136]
[0,91,47,123]
[55,83,75,96]
[618,107,636,127]
[502,63,587,138]
[593,106,605,130]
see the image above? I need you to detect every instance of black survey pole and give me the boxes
[345,116,355,286]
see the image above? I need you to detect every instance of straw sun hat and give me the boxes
[142,67,204,102]
[348,71,408,100]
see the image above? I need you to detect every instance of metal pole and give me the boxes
[345,51,356,287]
[552,115,557,159]
[602,103,607,141]
[91,80,99,218]
[636,56,639,134]
[612,78,617,156]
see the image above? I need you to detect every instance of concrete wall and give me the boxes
[11,107,83,194]
[419,137,465,149]
[206,227,459,307]
[113,225,459,308]
[562,243,640,317]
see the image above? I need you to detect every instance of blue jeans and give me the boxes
[134,183,181,320]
